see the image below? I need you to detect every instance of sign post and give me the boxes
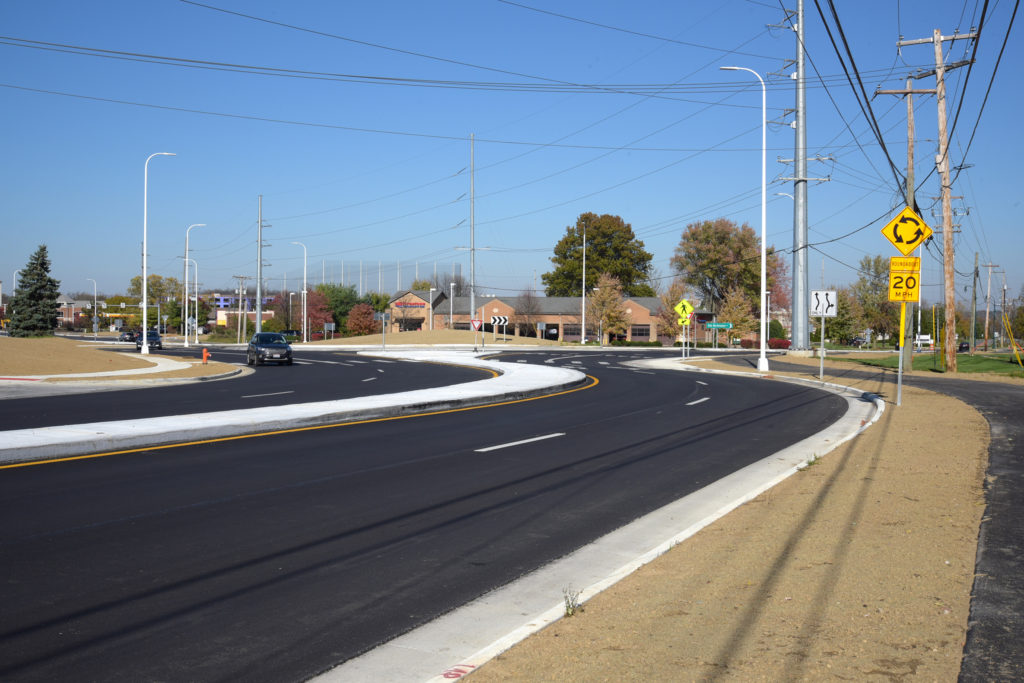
[810,290,837,380]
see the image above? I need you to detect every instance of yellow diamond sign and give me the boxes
[881,206,932,256]
[674,299,694,326]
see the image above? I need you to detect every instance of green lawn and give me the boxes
[838,351,1024,377]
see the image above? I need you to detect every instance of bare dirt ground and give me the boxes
[0,337,234,380]
[471,354,1006,682]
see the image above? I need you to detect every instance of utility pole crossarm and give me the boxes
[897,32,978,47]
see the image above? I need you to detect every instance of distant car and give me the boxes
[247,332,293,366]
[850,336,866,347]
[958,341,970,353]
[119,330,136,342]
[136,331,162,351]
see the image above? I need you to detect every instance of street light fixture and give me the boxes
[86,278,97,340]
[291,241,307,343]
[720,66,769,372]
[142,152,175,355]
[183,223,205,348]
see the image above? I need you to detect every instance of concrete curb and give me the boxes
[39,367,247,385]
[0,352,586,465]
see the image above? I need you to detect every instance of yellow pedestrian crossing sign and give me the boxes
[881,206,932,256]
[674,299,694,326]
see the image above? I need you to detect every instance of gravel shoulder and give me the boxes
[471,353,992,681]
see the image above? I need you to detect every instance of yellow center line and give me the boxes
[2,375,599,470]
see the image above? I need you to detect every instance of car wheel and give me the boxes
[246,353,254,366]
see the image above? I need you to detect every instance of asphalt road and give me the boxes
[0,347,489,430]
[0,350,848,681]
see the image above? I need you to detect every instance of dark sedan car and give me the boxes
[136,331,162,351]
[247,332,293,366]
[119,330,136,342]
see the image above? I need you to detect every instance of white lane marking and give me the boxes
[349,360,368,364]
[373,359,396,364]
[475,433,566,453]
[241,391,295,399]
[697,381,708,386]
[517,360,528,363]
[377,368,385,373]
[686,397,710,406]
[362,377,377,382]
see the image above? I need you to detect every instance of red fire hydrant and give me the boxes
[202,348,210,365]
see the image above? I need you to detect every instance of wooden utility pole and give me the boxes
[898,28,977,372]
[876,78,935,372]
[971,253,978,354]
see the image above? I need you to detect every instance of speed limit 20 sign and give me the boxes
[888,256,920,302]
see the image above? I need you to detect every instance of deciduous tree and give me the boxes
[670,217,783,315]
[586,273,628,343]
[543,213,655,297]
[347,303,376,336]
[717,286,757,339]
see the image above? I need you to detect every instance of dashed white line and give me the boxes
[362,377,377,383]
[697,381,708,386]
[686,397,710,406]
[475,433,566,453]
[241,391,295,399]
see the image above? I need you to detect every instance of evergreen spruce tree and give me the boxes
[10,245,61,337]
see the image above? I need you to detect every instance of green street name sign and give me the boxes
[705,322,733,329]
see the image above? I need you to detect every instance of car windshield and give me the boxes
[254,333,286,344]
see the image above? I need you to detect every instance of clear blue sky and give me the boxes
[2,0,1019,312]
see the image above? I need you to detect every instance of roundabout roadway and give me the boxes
[0,346,489,430]
[0,349,852,682]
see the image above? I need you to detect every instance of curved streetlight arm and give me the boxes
[142,152,175,354]
[720,66,769,372]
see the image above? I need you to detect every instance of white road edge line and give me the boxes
[475,433,566,453]
[241,391,295,399]
[361,377,377,382]
[686,397,710,406]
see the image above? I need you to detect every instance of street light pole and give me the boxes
[450,282,455,328]
[289,292,295,330]
[429,287,436,330]
[142,152,175,355]
[581,218,587,344]
[86,278,97,340]
[183,223,204,348]
[721,66,769,372]
[291,241,307,343]
[185,258,199,344]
